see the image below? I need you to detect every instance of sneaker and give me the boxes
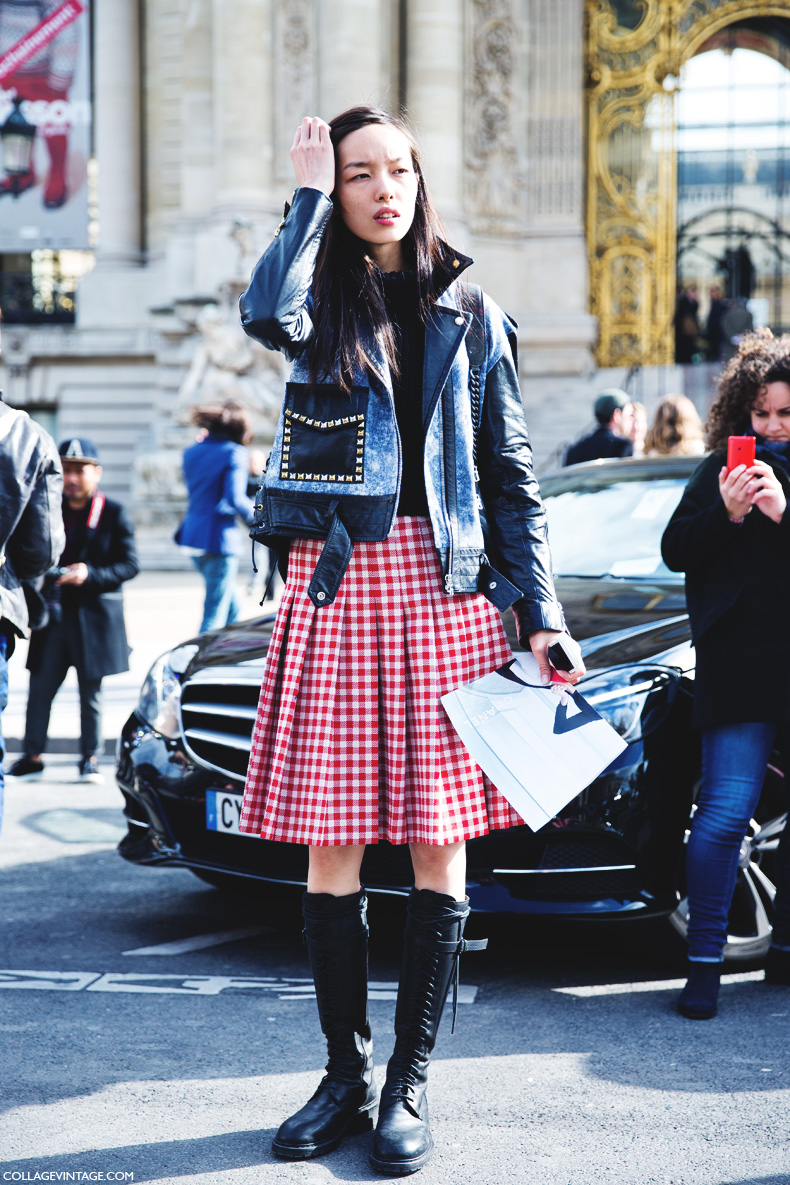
[78,756,104,784]
[8,755,45,780]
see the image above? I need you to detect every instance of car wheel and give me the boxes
[669,813,786,963]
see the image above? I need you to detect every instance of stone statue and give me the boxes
[174,298,284,433]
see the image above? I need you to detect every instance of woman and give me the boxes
[175,401,254,633]
[238,107,583,1174]
[662,329,790,1020]
[644,394,705,458]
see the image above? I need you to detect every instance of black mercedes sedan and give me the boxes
[115,457,786,961]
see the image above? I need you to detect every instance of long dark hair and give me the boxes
[309,106,446,393]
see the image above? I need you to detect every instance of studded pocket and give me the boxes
[280,383,368,485]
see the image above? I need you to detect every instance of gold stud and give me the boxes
[452,259,460,268]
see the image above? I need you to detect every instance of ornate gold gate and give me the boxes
[585,1,790,367]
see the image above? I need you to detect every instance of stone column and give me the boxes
[181,0,214,217]
[92,0,142,265]
[518,0,595,373]
[316,0,387,115]
[405,0,465,227]
[211,0,272,212]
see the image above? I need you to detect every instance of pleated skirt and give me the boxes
[239,516,525,846]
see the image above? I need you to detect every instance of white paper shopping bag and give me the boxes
[441,653,627,831]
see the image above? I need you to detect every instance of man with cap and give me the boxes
[9,438,138,784]
[563,389,635,467]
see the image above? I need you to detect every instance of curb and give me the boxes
[4,738,117,756]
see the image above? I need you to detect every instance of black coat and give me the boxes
[564,426,633,467]
[27,495,139,681]
[661,452,790,729]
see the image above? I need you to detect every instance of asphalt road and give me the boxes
[1,764,789,1185]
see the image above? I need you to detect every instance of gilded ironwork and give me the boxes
[585,0,790,366]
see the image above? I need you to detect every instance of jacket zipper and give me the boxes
[440,387,456,594]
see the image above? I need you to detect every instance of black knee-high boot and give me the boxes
[272,889,378,1160]
[370,888,487,1176]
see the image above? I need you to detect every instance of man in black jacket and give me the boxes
[0,401,65,826]
[563,389,634,467]
[10,438,138,784]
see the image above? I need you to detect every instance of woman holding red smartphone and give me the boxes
[662,329,790,1019]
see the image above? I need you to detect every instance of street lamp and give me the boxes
[0,97,36,196]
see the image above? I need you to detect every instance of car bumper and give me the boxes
[115,711,678,918]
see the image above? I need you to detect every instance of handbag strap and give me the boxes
[464,283,486,471]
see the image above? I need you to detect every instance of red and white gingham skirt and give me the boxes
[239,516,525,846]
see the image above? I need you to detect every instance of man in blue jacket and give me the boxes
[176,401,255,633]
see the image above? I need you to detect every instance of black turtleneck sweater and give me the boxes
[381,270,429,516]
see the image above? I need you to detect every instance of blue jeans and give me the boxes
[0,634,8,834]
[687,722,790,959]
[192,553,240,633]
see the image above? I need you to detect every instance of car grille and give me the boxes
[179,664,261,781]
[491,831,640,903]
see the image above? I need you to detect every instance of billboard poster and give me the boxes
[0,0,91,251]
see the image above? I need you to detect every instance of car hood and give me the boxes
[177,589,691,687]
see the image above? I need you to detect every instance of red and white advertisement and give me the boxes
[0,0,91,250]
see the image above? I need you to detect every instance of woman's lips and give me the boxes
[374,209,399,224]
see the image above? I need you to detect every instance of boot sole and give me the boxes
[370,1137,435,1176]
[677,1002,717,1020]
[272,1103,377,1160]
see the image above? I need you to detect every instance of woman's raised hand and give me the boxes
[719,463,759,522]
[291,117,335,196]
[749,459,787,524]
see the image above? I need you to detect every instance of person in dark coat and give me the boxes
[563,389,634,466]
[705,285,727,363]
[175,401,254,633]
[10,437,138,784]
[661,329,790,1018]
[674,284,700,363]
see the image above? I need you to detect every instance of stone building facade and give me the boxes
[0,0,595,555]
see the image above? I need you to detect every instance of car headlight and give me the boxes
[580,666,678,743]
[137,644,198,739]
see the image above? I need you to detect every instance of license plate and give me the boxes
[206,790,257,838]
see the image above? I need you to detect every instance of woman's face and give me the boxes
[334,124,419,266]
[751,381,790,442]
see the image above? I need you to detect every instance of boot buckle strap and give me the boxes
[450,938,488,1034]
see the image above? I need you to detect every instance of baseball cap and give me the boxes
[593,389,630,423]
[59,437,100,464]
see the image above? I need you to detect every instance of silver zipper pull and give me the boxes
[445,571,453,594]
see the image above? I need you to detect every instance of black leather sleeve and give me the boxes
[477,341,565,642]
[239,187,333,360]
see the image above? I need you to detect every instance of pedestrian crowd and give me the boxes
[0,101,789,1179]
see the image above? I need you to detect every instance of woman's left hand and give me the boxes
[749,459,787,524]
[529,629,585,685]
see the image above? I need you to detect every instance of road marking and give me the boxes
[0,970,479,1001]
[0,970,101,991]
[554,970,764,998]
[122,925,272,955]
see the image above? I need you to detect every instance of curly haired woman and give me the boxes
[662,329,790,1018]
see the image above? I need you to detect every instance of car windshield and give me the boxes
[540,470,688,579]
